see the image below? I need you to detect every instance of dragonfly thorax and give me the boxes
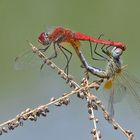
[106,55,122,79]
[105,47,123,78]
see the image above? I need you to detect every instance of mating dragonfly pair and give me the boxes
[16,26,140,117]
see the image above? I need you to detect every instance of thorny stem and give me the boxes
[30,43,80,86]
[0,80,100,139]
[86,92,134,139]
[82,78,133,140]
[0,91,75,128]
[0,43,134,140]
[29,42,101,140]
[90,107,100,140]
[24,43,135,139]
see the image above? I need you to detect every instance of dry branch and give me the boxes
[0,43,134,140]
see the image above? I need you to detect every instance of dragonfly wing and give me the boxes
[106,83,125,118]
[118,71,140,117]
[14,49,42,70]
[102,79,125,118]
[107,86,115,118]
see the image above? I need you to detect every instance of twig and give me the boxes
[0,42,134,140]
[29,43,134,140]
[0,79,100,137]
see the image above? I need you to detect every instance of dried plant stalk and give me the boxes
[0,43,134,140]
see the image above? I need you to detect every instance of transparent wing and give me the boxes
[14,48,42,70]
[107,86,115,118]
[117,70,140,117]
[44,26,56,35]
[96,80,115,118]
[106,70,140,118]
[14,43,63,72]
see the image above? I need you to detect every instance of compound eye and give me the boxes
[112,47,123,58]
[38,32,45,44]
[38,32,50,45]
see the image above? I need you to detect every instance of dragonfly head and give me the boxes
[38,32,51,46]
[111,47,123,59]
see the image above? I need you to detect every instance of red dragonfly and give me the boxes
[38,27,126,75]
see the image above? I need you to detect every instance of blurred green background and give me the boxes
[0,0,140,139]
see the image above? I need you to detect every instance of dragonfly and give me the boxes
[38,26,126,75]
[78,45,140,118]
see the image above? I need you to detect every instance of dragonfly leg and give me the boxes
[90,34,108,61]
[40,43,58,70]
[38,45,50,52]
[101,41,114,58]
[48,42,58,59]
[58,45,72,76]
